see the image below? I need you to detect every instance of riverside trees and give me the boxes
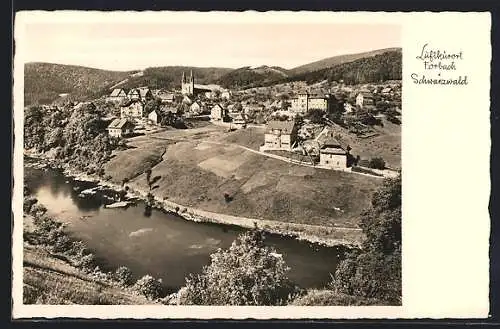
[24,103,118,175]
[332,174,402,304]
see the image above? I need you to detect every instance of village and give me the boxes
[20,14,405,308]
[44,70,401,179]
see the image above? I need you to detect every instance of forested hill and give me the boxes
[118,66,233,91]
[285,50,402,85]
[24,63,137,105]
[216,66,289,89]
[289,47,401,75]
[24,63,232,106]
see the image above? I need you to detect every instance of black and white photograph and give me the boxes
[12,10,491,319]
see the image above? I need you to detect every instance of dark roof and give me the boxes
[320,146,347,155]
[108,118,135,129]
[320,131,350,151]
[121,99,143,107]
[266,120,296,134]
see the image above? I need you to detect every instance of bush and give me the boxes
[351,166,383,177]
[23,196,38,213]
[134,275,163,300]
[332,175,401,304]
[179,228,298,305]
[369,157,386,170]
[53,234,71,253]
[290,289,381,306]
[79,253,96,270]
[115,266,134,286]
[31,203,47,217]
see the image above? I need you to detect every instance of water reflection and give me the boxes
[24,165,345,290]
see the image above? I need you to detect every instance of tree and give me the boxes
[144,98,162,115]
[332,174,401,304]
[115,266,134,286]
[179,228,298,305]
[369,157,386,170]
[305,108,324,124]
[134,275,163,300]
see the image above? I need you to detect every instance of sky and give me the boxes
[21,22,400,71]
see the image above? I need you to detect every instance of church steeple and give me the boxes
[182,71,185,83]
[190,70,193,82]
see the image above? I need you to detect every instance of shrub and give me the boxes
[290,289,381,306]
[134,275,163,300]
[332,175,401,304]
[369,157,386,170]
[69,240,87,257]
[31,203,47,217]
[53,234,71,252]
[23,196,38,213]
[179,228,298,305]
[79,253,96,270]
[115,266,134,286]
[351,166,383,177]
[223,192,233,203]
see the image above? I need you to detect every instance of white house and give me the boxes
[319,136,349,170]
[221,90,231,100]
[190,101,202,114]
[230,112,248,128]
[120,100,144,119]
[147,109,162,125]
[107,118,135,138]
[356,92,374,109]
[107,88,128,103]
[263,120,298,151]
[210,104,228,121]
[344,102,354,114]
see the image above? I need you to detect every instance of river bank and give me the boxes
[23,150,364,248]
[22,200,163,304]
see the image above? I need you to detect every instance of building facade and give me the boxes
[263,120,298,151]
[181,71,195,95]
[319,136,349,170]
[290,92,331,114]
[120,100,144,119]
[107,118,135,138]
[147,110,162,125]
[356,92,374,109]
[210,104,228,121]
[107,88,128,103]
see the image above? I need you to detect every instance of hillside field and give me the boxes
[104,125,382,229]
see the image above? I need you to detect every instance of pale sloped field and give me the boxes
[105,127,382,228]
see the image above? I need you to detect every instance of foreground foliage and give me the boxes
[179,228,300,305]
[24,103,118,174]
[332,174,402,304]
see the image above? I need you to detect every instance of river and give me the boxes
[24,162,347,292]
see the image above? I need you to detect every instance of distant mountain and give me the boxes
[289,47,402,76]
[216,65,290,89]
[287,50,402,85]
[24,48,402,105]
[24,63,137,105]
[118,66,233,91]
[23,63,232,105]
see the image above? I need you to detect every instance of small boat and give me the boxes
[104,201,131,209]
[80,188,98,195]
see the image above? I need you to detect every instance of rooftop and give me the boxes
[108,118,134,129]
[266,120,296,134]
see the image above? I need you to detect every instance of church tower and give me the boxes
[181,70,194,96]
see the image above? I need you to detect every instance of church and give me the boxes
[181,71,227,97]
